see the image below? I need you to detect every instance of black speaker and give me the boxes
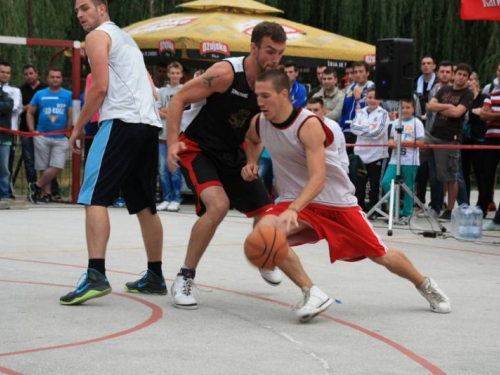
[375,38,414,100]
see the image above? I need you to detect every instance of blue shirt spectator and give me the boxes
[284,62,307,108]
[30,87,72,139]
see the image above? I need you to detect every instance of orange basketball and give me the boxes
[244,226,288,270]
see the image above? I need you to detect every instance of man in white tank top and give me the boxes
[242,70,451,322]
[61,0,165,306]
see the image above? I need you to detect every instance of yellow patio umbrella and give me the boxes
[122,1,375,68]
[177,0,283,14]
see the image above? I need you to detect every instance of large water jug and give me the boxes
[470,206,483,239]
[458,203,472,239]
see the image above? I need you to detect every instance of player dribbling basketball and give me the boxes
[242,70,451,323]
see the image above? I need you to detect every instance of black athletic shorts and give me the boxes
[78,119,161,215]
[178,133,272,216]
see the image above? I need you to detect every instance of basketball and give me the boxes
[244,226,288,270]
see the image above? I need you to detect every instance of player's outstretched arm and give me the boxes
[166,62,233,172]
[242,114,262,181]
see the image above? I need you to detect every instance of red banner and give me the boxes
[461,0,500,20]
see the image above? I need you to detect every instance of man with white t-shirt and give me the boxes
[242,69,450,322]
[62,0,165,305]
[156,61,184,213]
[306,97,349,173]
[350,87,389,213]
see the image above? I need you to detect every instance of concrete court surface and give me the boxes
[0,202,499,375]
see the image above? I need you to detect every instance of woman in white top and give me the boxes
[350,87,389,213]
[382,98,425,218]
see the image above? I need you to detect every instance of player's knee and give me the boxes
[369,255,386,265]
[369,249,400,266]
[205,196,229,219]
[256,214,278,229]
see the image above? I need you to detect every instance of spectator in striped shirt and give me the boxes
[480,88,500,231]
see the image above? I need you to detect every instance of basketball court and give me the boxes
[1,201,499,374]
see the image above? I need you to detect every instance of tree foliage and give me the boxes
[0,0,497,88]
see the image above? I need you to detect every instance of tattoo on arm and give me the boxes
[202,75,219,88]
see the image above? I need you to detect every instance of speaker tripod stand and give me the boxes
[365,101,446,236]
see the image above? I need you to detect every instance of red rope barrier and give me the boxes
[2,128,499,149]
[0,128,70,137]
[345,143,500,149]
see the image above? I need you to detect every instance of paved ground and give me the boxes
[1,201,499,375]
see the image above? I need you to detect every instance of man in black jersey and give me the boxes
[166,22,287,309]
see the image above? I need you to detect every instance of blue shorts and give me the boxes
[78,119,160,215]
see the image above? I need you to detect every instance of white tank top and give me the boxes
[94,22,161,128]
[258,108,358,208]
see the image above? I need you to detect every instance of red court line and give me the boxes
[0,280,163,360]
[195,285,445,375]
[0,257,445,374]
[0,366,23,375]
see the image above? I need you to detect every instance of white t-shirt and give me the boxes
[388,117,425,166]
[2,84,22,131]
[157,84,183,140]
[351,106,389,164]
[94,22,161,128]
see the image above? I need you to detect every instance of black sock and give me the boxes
[88,259,106,275]
[148,261,163,278]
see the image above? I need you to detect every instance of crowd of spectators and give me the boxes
[251,57,500,231]
[1,56,500,232]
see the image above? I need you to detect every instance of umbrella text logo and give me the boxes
[159,40,176,56]
[200,41,230,58]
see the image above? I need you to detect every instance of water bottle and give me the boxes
[457,204,470,239]
[451,206,460,237]
[470,206,483,239]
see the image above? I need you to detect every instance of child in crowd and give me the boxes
[157,62,184,212]
[382,98,425,218]
[350,87,389,213]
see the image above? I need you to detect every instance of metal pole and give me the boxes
[27,0,33,61]
[394,100,403,222]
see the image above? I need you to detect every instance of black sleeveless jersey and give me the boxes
[183,56,259,152]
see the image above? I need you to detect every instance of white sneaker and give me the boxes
[156,201,170,211]
[167,201,181,212]
[259,267,283,286]
[418,277,451,314]
[295,286,333,323]
[417,208,439,218]
[483,220,500,231]
[171,268,198,310]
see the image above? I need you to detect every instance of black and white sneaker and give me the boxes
[295,286,333,323]
[28,182,41,203]
[39,194,53,204]
[171,268,198,310]
[438,209,452,222]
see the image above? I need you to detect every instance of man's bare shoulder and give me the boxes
[85,29,110,46]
